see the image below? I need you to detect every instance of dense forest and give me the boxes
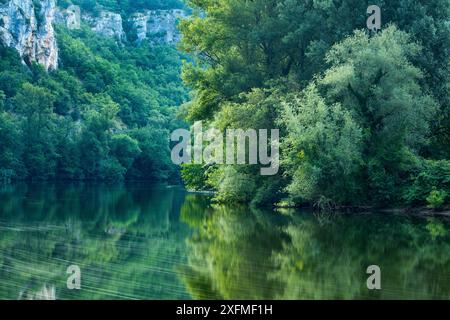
[0,13,188,182]
[178,0,450,209]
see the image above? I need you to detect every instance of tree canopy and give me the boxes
[179,0,450,208]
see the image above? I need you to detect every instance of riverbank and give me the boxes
[275,203,450,218]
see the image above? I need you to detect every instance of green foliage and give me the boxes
[13,83,55,124]
[110,134,141,170]
[404,160,450,206]
[211,166,257,204]
[180,0,449,207]
[127,126,177,181]
[315,26,437,205]
[426,218,447,239]
[0,22,187,182]
[11,83,58,180]
[0,184,192,299]
[0,112,24,179]
[180,201,450,299]
[196,88,285,205]
[280,84,363,206]
[181,0,449,122]
[97,157,126,181]
[181,164,208,191]
[426,188,447,210]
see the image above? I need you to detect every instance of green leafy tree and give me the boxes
[12,83,55,136]
[0,112,25,178]
[280,85,363,206]
[12,83,57,179]
[79,94,119,178]
[426,188,447,210]
[110,134,141,170]
[316,26,437,204]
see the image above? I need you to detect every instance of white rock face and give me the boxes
[0,0,58,70]
[84,10,125,41]
[131,9,187,44]
[80,8,186,44]
[0,1,187,71]
[55,4,81,30]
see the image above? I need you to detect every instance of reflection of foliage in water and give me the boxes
[1,185,449,300]
[180,200,450,300]
[0,183,190,300]
[180,203,288,299]
[272,214,450,299]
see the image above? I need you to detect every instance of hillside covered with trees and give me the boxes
[0,3,188,182]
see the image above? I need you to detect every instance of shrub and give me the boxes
[212,167,257,204]
[110,134,141,170]
[98,158,126,181]
[404,160,450,206]
[426,188,447,210]
[181,164,208,191]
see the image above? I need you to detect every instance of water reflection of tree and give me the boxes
[0,183,191,300]
[181,200,450,300]
[180,203,289,299]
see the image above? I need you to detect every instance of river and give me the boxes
[0,183,449,300]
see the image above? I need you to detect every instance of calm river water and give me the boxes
[0,183,449,300]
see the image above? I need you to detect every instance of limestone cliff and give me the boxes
[83,10,125,42]
[55,4,80,30]
[0,0,58,70]
[130,9,187,45]
[76,8,186,45]
[0,1,187,70]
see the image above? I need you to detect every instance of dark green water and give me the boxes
[0,183,449,300]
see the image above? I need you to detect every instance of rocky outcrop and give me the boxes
[0,0,58,70]
[75,8,186,45]
[130,9,187,44]
[0,1,187,71]
[55,4,80,30]
[83,10,125,41]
